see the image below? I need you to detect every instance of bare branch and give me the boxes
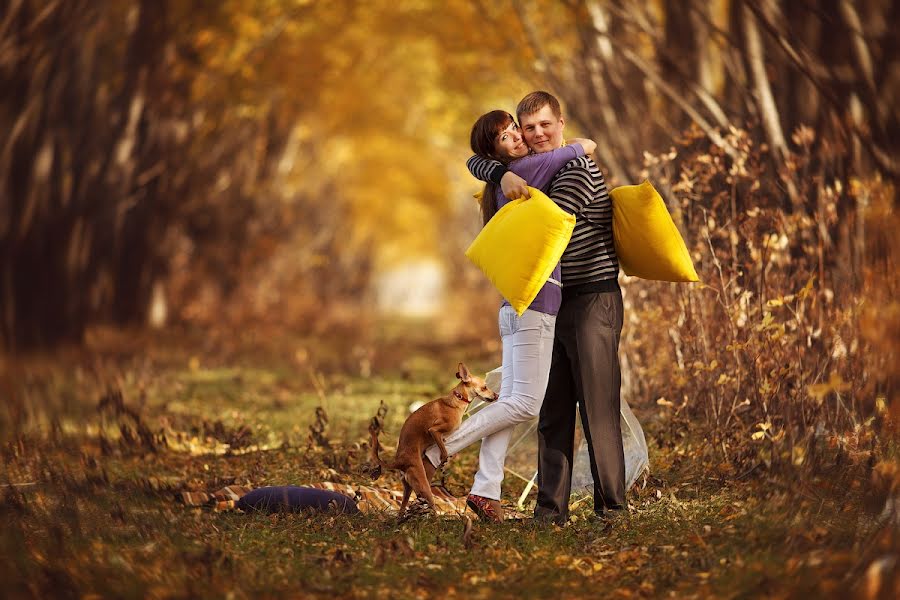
[619,46,739,160]
[740,2,803,207]
[599,1,734,130]
[740,1,840,110]
[742,0,897,175]
[837,1,883,117]
[741,3,787,161]
[513,2,630,181]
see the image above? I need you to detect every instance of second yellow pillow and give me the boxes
[610,180,699,282]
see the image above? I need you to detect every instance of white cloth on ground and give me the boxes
[484,366,650,495]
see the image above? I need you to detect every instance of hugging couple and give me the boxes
[424,91,626,525]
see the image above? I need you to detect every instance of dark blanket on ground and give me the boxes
[236,486,360,514]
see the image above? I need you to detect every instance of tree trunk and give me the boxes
[740,0,800,210]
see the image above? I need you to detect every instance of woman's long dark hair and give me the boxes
[470,110,516,226]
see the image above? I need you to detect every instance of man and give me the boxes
[467,91,626,523]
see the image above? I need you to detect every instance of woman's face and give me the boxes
[493,121,528,159]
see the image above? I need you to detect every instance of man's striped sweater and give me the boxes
[466,154,619,291]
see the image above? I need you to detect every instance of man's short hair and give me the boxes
[517,91,562,122]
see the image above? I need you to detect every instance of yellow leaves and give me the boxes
[553,554,604,576]
[671,171,696,194]
[755,312,775,332]
[765,278,815,310]
[792,444,806,466]
[725,340,750,351]
[766,295,793,308]
[466,571,503,585]
[791,125,816,147]
[754,311,787,342]
[797,276,815,301]
[573,558,605,576]
[807,372,851,404]
[692,359,720,375]
[751,422,770,440]
[751,421,783,442]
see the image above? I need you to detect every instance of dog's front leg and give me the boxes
[428,427,449,468]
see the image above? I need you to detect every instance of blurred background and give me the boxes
[2,2,899,595]
[2,0,896,351]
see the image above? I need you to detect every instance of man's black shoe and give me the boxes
[533,510,568,526]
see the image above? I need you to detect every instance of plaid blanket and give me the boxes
[178,482,526,519]
[179,485,253,511]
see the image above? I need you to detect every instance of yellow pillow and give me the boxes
[465,187,575,315]
[610,180,699,282]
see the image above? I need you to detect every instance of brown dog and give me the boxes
[369,362,498,516]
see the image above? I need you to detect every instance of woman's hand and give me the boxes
[500,171,530,200]
[568,138,597,156]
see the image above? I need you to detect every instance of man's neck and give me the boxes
[531,143,564,155]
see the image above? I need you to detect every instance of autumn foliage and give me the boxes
[1,1,899,595]
[623,124,896,476]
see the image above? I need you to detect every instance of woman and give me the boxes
[423,110,596,521]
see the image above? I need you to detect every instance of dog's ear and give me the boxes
[456,362,471,382]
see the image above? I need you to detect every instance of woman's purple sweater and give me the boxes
[492,144,584,316]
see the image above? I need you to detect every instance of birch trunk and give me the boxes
[740,1,800,209]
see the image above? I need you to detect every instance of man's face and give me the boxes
[520,105,565,153]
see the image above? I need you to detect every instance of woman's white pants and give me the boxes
[424,305,556,500]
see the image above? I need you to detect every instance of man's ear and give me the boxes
[456,362,471,382]
[559,115,565,130]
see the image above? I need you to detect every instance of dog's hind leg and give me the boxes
[398,475,413,516]
[407,461,436,511]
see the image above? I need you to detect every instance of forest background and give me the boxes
[1,0,899,598]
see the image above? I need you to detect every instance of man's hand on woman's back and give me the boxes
[567,138,597,157]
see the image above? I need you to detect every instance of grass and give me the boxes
[0,326,886,599]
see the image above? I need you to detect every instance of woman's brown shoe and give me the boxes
[466,494,503,523]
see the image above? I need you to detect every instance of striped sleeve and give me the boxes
[466,155,507,185]
[548,156,619,285]
[548,156,606,215]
